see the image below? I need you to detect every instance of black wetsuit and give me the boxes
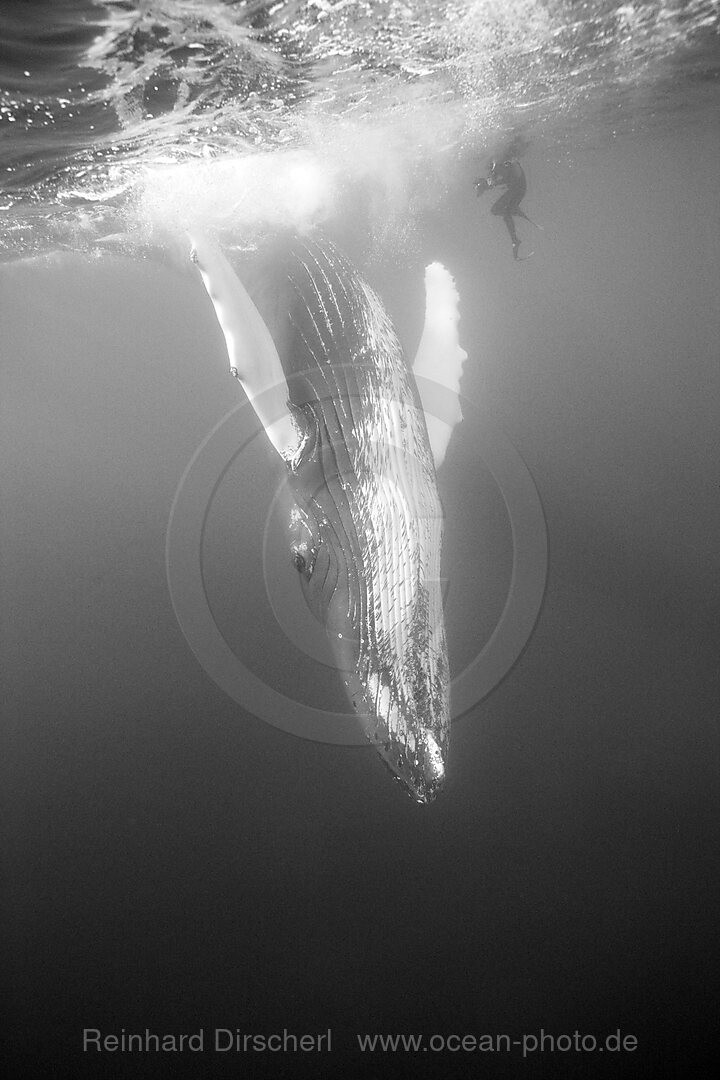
[476,159,528,258]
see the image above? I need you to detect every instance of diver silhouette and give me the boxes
[475,159,539,260]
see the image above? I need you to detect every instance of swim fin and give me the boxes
[516,209,544,231]
[513,240,534,261]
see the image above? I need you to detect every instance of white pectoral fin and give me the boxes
[412,262,468,471]
[189,231,302,460]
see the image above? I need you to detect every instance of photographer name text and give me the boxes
[83,1028,331,1053]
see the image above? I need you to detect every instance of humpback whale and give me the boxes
[190,235,467,803]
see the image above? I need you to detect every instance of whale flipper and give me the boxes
[189,232,305,462]
[412,263,468,471]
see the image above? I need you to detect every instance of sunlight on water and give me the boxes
[138,102,465,248]
[141,151,337,239]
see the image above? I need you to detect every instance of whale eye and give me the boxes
[292,551,306,572]
[289,505,317,576]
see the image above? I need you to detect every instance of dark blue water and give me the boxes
[2,2,720,1077]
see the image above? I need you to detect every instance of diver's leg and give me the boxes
[491,193,520,256]
[490,191,511,217]
[503,212,521,259]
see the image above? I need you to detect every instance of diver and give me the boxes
[475,158,537,260]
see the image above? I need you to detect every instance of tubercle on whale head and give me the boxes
[379,729,447,805]
[373,731,447,805]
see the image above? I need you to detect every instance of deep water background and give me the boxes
[3,102,720,1080]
